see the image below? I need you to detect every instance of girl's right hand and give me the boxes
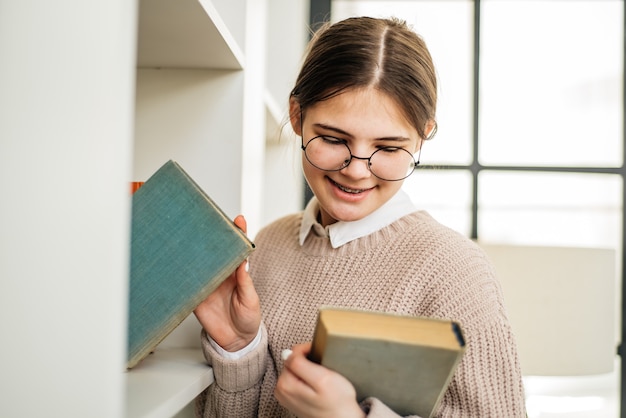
[193,215,261,352]
[275,343,366,418]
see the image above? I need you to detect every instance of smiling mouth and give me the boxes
[328,177,372,194]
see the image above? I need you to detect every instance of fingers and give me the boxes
[234,214,247,234]
[233,214,252,287]
[276,342,364,418]
[234,260,254,294]
[281,342,324,388]
[275,348,318,407]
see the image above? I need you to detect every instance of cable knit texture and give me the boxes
[197,211,527,417]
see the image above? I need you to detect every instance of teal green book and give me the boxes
[127,160,255,368]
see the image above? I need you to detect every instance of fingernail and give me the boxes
[281,349,293,361]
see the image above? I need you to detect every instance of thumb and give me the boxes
[235,260,254,290]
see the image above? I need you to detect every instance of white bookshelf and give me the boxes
[0,0,305,416]
[136,0,244,70]
[133,0,251,214]
[125,348,214,418]
[128,0,262,416]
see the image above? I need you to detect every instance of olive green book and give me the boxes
[309,307,466,417]
[127,160,255,369]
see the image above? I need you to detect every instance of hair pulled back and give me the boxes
[291,16,438,140]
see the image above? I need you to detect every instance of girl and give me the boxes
[194,16,526,417]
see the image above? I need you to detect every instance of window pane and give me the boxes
[478,171,622,248]
[332,0,474,165]
[403,169,473,236]
[479,0,623,167]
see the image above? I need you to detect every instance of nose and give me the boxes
[341,154,372,178]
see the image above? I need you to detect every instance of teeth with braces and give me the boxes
[333,179,366,194]
[338,184,363,194]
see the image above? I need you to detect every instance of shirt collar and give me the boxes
[299,190,416,248]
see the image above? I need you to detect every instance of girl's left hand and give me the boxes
[275,342,366,418]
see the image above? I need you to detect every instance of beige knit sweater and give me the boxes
[197,211,527,417]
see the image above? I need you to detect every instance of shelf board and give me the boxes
[137,0,244,70]
[125,347,214,418]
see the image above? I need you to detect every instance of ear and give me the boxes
[289,97,302,136]
[424,119,437,140]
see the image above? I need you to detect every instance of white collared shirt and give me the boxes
[299,190,417,248]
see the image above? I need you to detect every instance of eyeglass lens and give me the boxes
[303,136,416,181]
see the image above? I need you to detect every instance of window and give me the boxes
[327,1,624,416]
[330,0,623,251]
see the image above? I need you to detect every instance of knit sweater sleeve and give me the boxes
[196,323,270,418]
[426,243,526,417]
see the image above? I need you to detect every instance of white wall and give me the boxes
[261,0,309,230]
[0,0,137,416]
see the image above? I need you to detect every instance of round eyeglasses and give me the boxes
[301,135,418,181]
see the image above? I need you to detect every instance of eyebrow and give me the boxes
[312,123,412,143]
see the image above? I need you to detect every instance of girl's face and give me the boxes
[293,88,421,227]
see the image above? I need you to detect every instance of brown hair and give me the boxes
[291,16,438,140]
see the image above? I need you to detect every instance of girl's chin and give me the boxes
[321,204,373,225]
